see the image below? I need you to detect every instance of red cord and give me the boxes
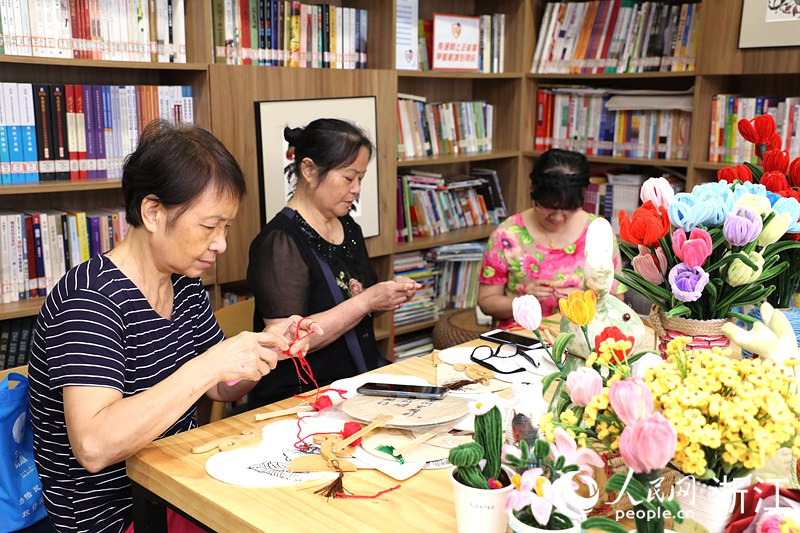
[335,485,401,499]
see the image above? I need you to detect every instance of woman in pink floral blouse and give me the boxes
[478,149,625,328]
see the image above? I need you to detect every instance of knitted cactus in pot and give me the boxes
[448,398,504,489]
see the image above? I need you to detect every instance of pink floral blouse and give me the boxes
[480,213,621,328]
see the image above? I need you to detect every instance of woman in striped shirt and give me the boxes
[28,120,322,533]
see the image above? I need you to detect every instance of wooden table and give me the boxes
[127,352,481,533]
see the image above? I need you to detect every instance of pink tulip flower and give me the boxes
[640,177,674,210]
[551,427,604,482]
[672,227,713,268]
[565,367,603,407]
[631,245,668,284]
[512,295,542,331]
[619,413,677,474]
[608,378,654,427]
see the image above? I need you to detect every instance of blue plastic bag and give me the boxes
[0,373,46,532]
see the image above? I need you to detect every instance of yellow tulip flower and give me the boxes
[559,289,597,326]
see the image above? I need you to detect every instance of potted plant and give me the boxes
[502,427,603,533]
[448,397,514,533]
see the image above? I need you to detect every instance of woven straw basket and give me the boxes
[648,305,731,354]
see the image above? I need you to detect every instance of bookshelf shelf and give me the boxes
[397,150,520,167]
[0,298,45,321]
[394,318,440,337]
[524,151,690,168]
[395,225,496,254]
[0,56,209,72]
[399,71,522,80]
[0,179,123,195]
[693,161,729,171]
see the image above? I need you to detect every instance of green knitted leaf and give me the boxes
[448,442,484,467]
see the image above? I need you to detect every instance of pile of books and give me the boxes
[0,207,128,303]
[396,93,493,160]
[426,242,485,310]
[396,169,506,243]
[392,332,434,362]
[0,317,36,370]
[532,0,701,74]
[393,251,440,329]
[0,0,186,62]
[212,2,368,69]
[0,83,194,185]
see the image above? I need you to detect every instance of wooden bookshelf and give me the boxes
[6,0,800,359]
[0,179,123,195]
[394,318,441,337]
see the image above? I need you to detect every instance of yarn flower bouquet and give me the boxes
[616,170,800,351]
[640,336,800,533]
[717,113,800,332]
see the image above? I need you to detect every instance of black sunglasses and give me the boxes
[470,343,540,375]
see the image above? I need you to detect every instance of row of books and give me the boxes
[397,94,494,160]
[425,243,485,310]
[396,169,507,243]
[0,207,128,303]
[709,94,800,165]
[393,252,440,329]
[0,0,186,62]
[0,83,193,185]
[212,0,368,69]
[532,0,701,74]
[535,88,692,160]
[416,14,506,73]
[0,317,36,370]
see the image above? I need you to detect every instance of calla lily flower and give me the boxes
[769,196,800,233]
[551,427,604,482]
[725,251,764,287]
[758,212,793,246]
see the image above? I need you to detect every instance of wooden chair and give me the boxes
[202,299,256,424]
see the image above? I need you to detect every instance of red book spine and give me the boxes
[73,85,88,180]
[65,85,79,180]
[239,0,252,65]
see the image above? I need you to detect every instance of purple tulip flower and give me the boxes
[668,263,709,302]
[723,206,763,246]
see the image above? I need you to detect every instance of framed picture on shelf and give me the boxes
[432,13,480,70]
[254,96,380,238]
[739,0,800,49]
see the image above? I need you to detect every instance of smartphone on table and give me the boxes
[356,382,448,400]
[478,329,542,350]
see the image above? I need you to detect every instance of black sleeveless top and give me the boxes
[246,209,380,407]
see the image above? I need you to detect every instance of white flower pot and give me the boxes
[673,475,752,533]
[450,466,514,533]
[508,510,581,533]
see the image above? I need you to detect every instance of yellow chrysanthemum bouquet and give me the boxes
[645,337,800,482]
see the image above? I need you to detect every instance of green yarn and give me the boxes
[455,466,490,489]
[475,406,502,481]
[448,441,484,467]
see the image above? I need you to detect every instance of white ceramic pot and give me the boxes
[450,465,514,533]
[673,475,752,533]
[507,510,581,533]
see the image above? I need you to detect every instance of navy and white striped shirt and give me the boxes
[28,255,224,533]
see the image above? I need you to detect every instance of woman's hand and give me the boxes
[204,329,291,383]
[529,279,557,301]
[364,278,421,312]
[277,315,324,360]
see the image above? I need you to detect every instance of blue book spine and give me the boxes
[102,86,113,178]
[92,86,107,179]
[0,99,10,185]
[270,0,279,66]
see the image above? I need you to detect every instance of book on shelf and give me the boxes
[396,169,505,243]
[396,94,494,160]
[0,316,37,369]
[0,206,128,303]
[535,86,692,160]
[425,244,484,310]
[393,251,440,329]
[531,0,701,75]
[392,332,434,362]
[214,1,367,69]
[709,94,800,164]
[0,0,185,62]
[0,84,193,186]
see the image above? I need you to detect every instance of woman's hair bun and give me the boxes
[283,126,303,145]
